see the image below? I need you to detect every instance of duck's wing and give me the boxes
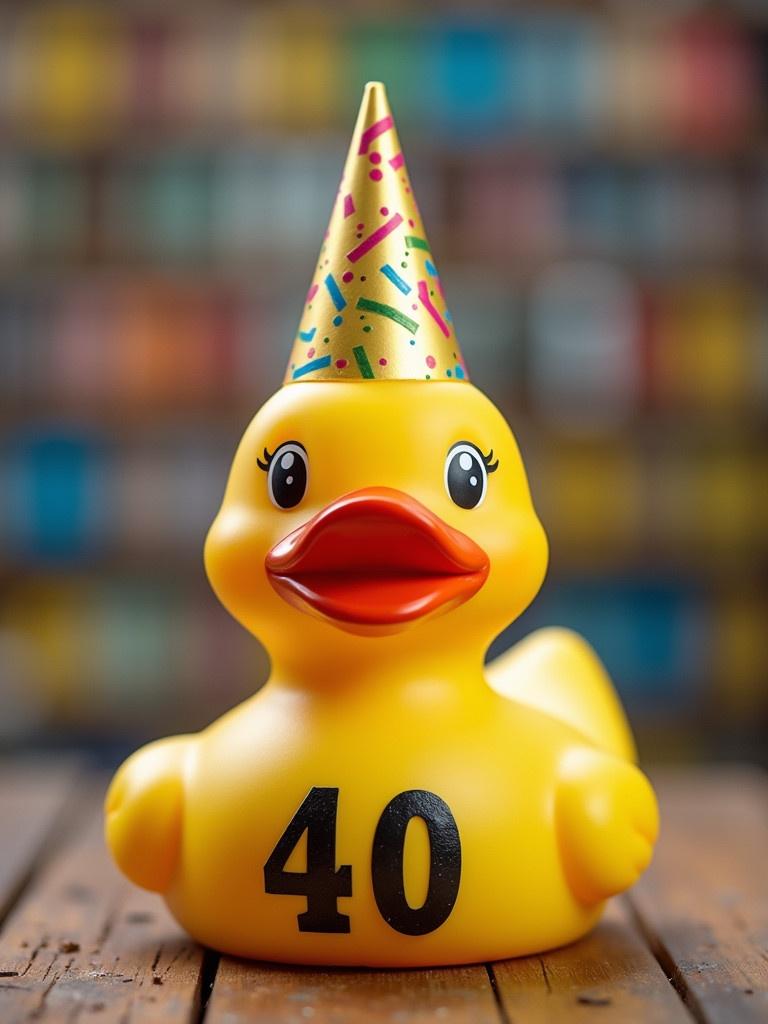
[105,735,191,892]
[486,626,636,762]
[555,747,659,904]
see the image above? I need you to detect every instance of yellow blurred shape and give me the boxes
[277,12,338,126]
[230,11,338,128]
[13,5,127,144]
[658,448,759,559]
[656,281,753,412]
[541,441,643,561]
[230,12,284,126]
[696,452,756,554]
[715,591,767,717]
[5,581,83,717]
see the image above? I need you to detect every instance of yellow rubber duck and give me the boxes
[105,82,658,967]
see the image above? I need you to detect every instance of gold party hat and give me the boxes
[285,82,468,383]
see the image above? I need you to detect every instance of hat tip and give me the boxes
[355,81,392,128]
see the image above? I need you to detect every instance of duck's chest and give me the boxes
[173,690,576,963]
[193,685,562,840]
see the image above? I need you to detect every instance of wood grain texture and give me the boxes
[629,767,768,1024]
[493,898,692,1023]
[0,757,82,922]
[0,798,206,1024]
[205,959,501,1024]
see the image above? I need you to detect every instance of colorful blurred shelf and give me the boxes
[0,0,765,752]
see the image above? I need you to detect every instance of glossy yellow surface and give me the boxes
[105,380,659,967]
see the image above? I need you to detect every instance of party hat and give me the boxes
[285,82,468,383]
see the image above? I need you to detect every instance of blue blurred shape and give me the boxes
[542,579,702,705]
[491,576,704,709]
[564,164,628,251]
[431,21,507,133]
[7,430,108,562]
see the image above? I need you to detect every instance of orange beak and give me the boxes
[265,487,489,627]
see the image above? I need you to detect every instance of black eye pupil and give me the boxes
[270,448,307,509]
[447,449,485,509]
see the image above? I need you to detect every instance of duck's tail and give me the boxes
[486,627,637,762]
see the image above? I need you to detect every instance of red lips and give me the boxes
[265,488,489,626]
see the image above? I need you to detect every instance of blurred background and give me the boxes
[0,1,765,765]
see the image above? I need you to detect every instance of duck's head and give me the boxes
[205,81,547,679]
[205,380,548,673]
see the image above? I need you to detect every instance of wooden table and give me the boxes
[0,759,764,1023]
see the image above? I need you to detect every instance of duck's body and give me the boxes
[105,83,658,966]
[108,625,656,966]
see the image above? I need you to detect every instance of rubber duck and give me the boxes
[105,82,658,967]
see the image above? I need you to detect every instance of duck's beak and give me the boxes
[265,487,489,627]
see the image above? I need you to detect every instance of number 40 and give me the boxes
[264,787,462,936]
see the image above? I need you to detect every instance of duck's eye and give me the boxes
[444,442,493,509]
[262,442,308,509]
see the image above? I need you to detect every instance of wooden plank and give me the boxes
[629,767,768,1024]
[0,757,82,922]
[0,795,207,1024]
[206,958,501,1024]
[492,898,692,1023]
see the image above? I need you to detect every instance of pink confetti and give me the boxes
[358,115,393,155]
[346,213,404,264]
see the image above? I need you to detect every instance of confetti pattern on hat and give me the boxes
[285,82,469,384]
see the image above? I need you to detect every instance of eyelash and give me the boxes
[256,448,274,472]
[483,450,500,474]
[258,442,307,473]
[451,442,499,474]
[260,444,498,473]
